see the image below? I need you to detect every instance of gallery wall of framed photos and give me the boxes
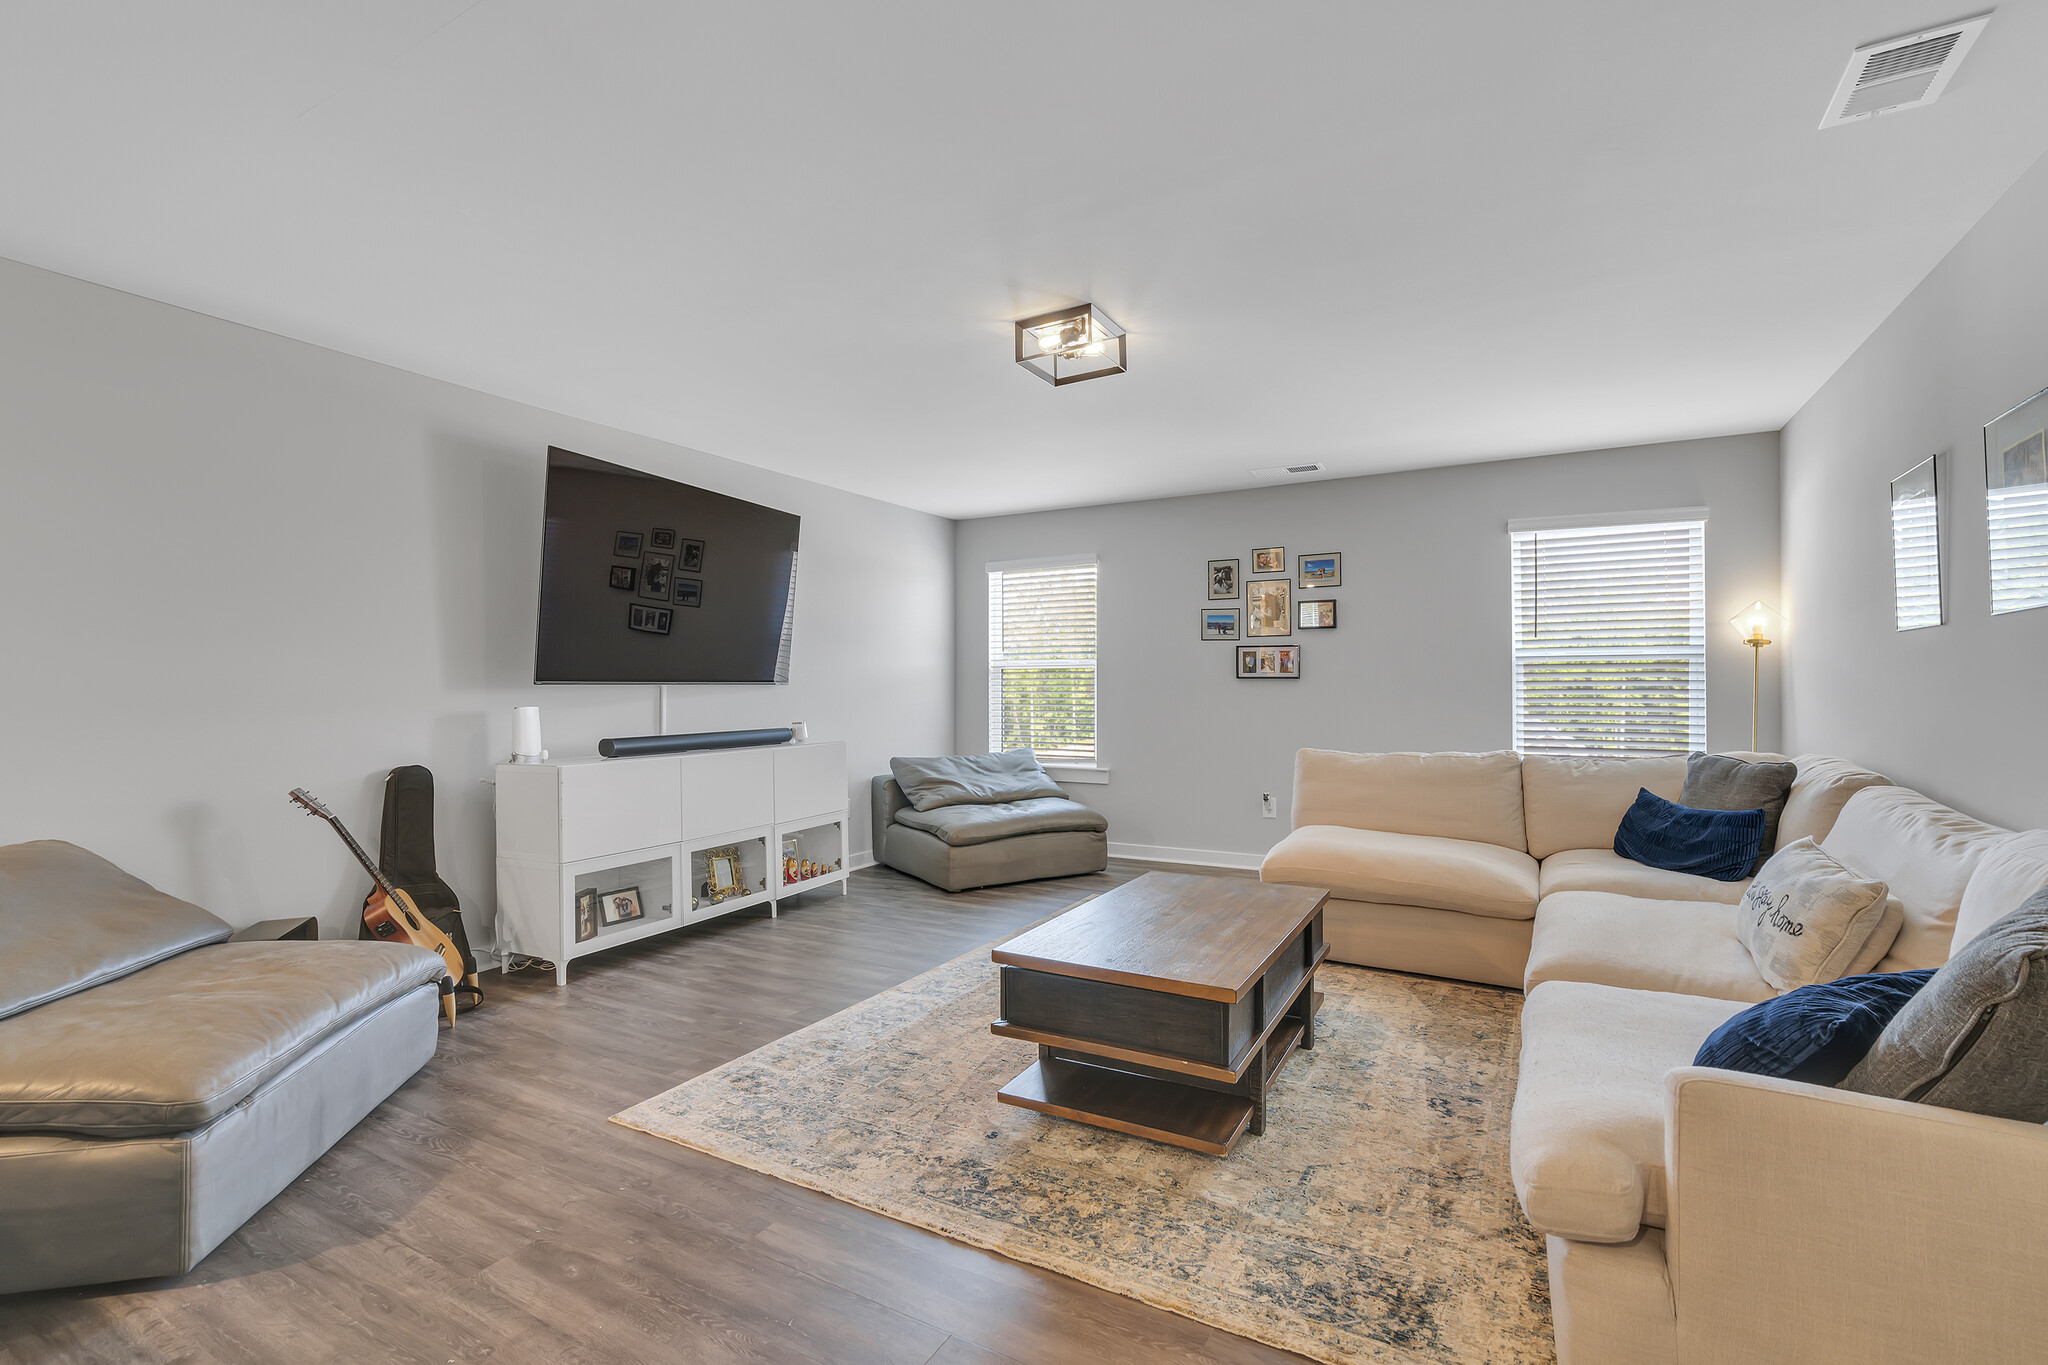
[1203,545,1342,679]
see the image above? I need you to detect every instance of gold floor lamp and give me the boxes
[1728,601,1784,751]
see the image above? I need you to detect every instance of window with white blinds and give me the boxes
[1988,483,2048,615]
[1509,517,1706,757]
[1891,461,1941,631]
[988,559,1097,764]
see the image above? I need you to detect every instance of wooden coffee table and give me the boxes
[989,872,1329,1156]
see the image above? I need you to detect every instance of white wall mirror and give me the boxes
[1985,385,2048,615]
[1891,455,1942,631]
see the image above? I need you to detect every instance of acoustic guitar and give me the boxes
[288,787,467,1024]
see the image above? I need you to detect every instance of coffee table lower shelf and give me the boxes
[998,1016,1309,1156]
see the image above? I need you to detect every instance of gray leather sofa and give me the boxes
[0,840,447,1293]
[872,750,1108,892]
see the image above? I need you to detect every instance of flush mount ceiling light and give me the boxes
[1014,304,1126,386]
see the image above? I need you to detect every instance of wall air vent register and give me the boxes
[1820,14,1991,129]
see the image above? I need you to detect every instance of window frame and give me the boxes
[986,554,1100,768]
[1507,509,1709,758]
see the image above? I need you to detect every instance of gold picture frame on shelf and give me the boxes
[701,845,747,903]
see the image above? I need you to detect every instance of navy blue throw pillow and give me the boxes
[1612,787,1765,882]
[1695,970,1938,1086]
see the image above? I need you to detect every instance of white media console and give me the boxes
[494,739,849,984]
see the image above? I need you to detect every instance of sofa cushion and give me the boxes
[1538,848,1748,904]
[1513,980,1746,1241]
[1612,787,1765,882]
[1261,825,1539,920]
[892,796,1107,848]
[1526,891,1775,1002]
[1522,755,1686,860]
[888,751,1066,812]
[1291,749,1527,851]
[1737,838,1897,992]
[1822,786,2011,972]
[1954,831,2048,953]
[0,941,448,1136]
[0,841,231,1023]
[1681,751,1798,862]
[1776,754,1890,848]
[1843,888,2048,1122]
[1694,969,1935,1086]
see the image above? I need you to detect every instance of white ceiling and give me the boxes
[5,2,2047,518]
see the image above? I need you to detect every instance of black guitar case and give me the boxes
[364,764,482,1012]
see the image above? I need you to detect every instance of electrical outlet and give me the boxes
[1260,792,1277,819]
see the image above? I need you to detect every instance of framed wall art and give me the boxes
[1248,578,1291,635]
[1297,552,1340,588]
[638,551,675,600]
[1237,645,1300,678]
[1207,558,1239,599]
[1890,455,1942,631]
[1986,384,2048,615]
[675,578,703,608]
[1200,608,1241,640]
[649,528,677,551]
[680,539,706,573]
[613,531,644,558]
[1253,547,1285,574]
[608,565,637,591]
[1298,599,1336,629]
[628,603,673,634]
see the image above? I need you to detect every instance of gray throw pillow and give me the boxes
[888,750,1066,812]
[1840,886,2048,1121]
[1683,752,1798,862]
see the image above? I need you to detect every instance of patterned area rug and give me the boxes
[613,935,1553,1365]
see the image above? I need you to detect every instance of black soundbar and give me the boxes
[598,727,794,758]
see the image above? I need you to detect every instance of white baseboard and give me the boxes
[848,850,877,872]
[1108,842,1265,872]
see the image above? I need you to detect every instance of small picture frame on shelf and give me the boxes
[608,565,636,592]
[599,886,644,926]
[702,845,746,902]
[638,552,675,600]
[614,531,643,558]
[1207,558,1239,600]
[1298,599,1336,629]
[1248,578,1290,636]
[1237,645,1300,679]
[1297,552,1340,588]
[1253,547,1285,574]
[574,887,599,941]
[1200,608,1241,640]
[680,539,706,573]
[628,603,672,634]
[674,577,703,608]
[649,528,677,551]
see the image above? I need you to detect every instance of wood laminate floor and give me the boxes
[1,862,1312,1365]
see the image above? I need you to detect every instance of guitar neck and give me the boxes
[325,815,397,899]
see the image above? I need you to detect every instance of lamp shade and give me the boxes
[1015,303,1126,386]
[1728,600,1785,646]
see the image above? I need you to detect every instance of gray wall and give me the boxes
[1782,152,2048,832]
[0,257,953,940]
[955,434,1782,861]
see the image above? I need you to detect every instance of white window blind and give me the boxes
[1510,518,1706,756]
[1892,483,1942,630]
[988,560,1097,764]
[1989,483,2048,615]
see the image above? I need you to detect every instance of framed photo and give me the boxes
[599,885,644,926]
[674,577,703,608]
[1237,645,1300,678]
[702,845,747,903]
[628,603,673,634]
[1298,599,1336,629]
[1253,547,1285,574]
[608,565,637,592]
[1248,578,1291,636]
[1207,558,1239,600]
[614,531,643,558]
[574,887,599,942]
[680,539,706,573]
[638,551,674,600]
[1297,552,1340,588]
[649,528,677,551]
[1200,608,1241,640]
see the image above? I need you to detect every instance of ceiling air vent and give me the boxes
[1249,463,1325,479]
[1821,13,1991,128]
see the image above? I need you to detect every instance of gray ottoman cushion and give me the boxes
[894,796,1108,848]
[889,751,1065,811]
[1841,886,2048,1120]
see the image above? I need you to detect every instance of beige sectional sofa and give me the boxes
[1261,749,2048,1364]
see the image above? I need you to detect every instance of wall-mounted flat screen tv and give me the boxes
[534,447,799,684]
